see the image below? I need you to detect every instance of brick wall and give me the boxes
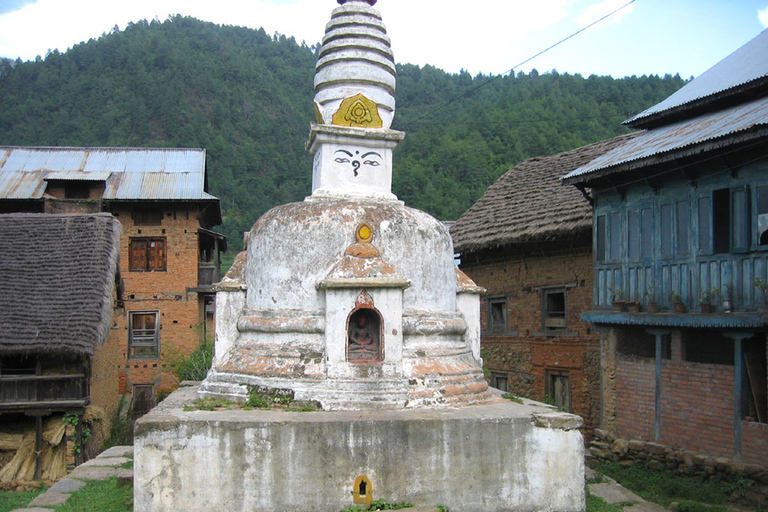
[617,355,739,459]
[617,357,656,441]
[111,205,206,397]
[661,360,735,458]
[743,421,768,465]
[461,246,601,435]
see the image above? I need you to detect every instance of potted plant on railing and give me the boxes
[754,278,768,312]
[699,287,718,314]
[611,288,625,312]
[626,296,641,313]
[645,284,659,313]
[670,292,686,313]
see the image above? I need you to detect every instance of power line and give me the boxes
[402,0,637,130]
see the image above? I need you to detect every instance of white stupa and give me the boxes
[199,0,490,409]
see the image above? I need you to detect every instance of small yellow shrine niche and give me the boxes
[332,93,383,128]
[352,475,373,505]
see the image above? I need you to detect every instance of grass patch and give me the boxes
[53,477,132,512]
[595,461,743,507]
[501,393,523,404]
[586,489,625,512]
[0,488,44,512]
[338,499,414,512]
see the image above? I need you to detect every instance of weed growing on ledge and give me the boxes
[502,393,523,404]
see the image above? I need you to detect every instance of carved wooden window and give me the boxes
[132,209,163,226]
[129,238,166,271]
[128,311,160,359]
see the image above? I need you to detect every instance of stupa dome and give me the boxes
[314,0,396,128]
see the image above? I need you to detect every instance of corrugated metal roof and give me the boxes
[0,147,216,200]
[563,95,768,183]
[626,29,768,126]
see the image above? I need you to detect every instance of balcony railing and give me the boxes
[0,374,89,410]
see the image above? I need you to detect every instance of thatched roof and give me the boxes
[0,213,121,356]
[451,133,640,254]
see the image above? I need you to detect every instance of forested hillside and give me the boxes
[0,16,686,244]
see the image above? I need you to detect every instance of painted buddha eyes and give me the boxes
[334,150,382,177]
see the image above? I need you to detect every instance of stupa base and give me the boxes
[134,385,585,512]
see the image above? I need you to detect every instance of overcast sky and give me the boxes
[0,0,766,79]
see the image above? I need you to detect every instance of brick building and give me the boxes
[0,147,226,417]
[563,30,768,465]
[451,134,637,436]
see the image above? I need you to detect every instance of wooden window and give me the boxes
[731,186,750,253]
[488,298,507,332]
[627,210,640,261]
[129,238,166,271]
[490,372,508,392]
[543,289,566,330]
[713,188,730,254]
[546,371,571,412]
[698,196,713,254]
[758,185,768,247]
[641,207,653,259]
[596,214,606,262]
[661,203,673,258]
[128,311,160,359]
[609,212,621,260]
[676,200,690,256]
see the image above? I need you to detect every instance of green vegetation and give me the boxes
[53,477,132,512]
[501,392,523,403]
[62,414,91,455]
[0,487,44,512]
[595,461,752,509]
[182,389,319,412]
[0,16,686,246]
[586,490,625,512]
[338,499,414,512]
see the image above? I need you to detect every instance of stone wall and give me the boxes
[588,429,768,509]
[461,247,602,436]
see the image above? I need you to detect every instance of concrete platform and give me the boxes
[134,386,586,512]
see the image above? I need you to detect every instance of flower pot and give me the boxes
[673,302,686,313]
[612,301,626,312]
[626,301,641,313]
[700,303,714,314]
[647,302,659,314]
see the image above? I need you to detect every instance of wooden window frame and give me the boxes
[128,311,160,360]
[487,297,507,333]
[129,237,167,272]
[546,370,571,412]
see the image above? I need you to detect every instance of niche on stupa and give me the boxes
[347,290,383,363]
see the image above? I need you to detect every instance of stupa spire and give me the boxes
[308,0,403,201]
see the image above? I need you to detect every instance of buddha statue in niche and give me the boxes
[347,308,382,362]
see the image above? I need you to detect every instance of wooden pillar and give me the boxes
[34,414,42,480]
[722,331,751,463]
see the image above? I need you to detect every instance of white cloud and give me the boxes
[759,6,768,28]
[577,0,634,30]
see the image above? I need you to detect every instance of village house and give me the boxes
[450,133,637,436]
[0,147,226,418]
[563,29,768,468]
[0,213,122,480]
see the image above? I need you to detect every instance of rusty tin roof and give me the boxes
[0,147,217,201]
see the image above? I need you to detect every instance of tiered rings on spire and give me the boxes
[314,0,396,128]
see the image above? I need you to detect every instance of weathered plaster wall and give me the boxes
[135,387,585,512]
